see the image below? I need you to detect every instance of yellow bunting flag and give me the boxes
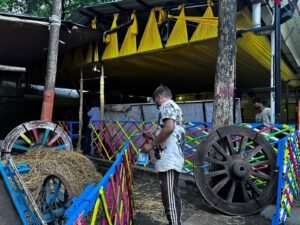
[120,12,138,56]
[190,5,218,42]
[102,13,119,60]
[166,5,188,47]
[138,9,163,53]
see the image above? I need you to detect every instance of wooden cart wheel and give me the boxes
[194,125,277,215]
[1,120,73,159]
[37,173,73,224]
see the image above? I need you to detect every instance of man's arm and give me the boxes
[152,119,175,146]
[141,119,175,153]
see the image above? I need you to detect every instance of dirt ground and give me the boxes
[133,174,271,225]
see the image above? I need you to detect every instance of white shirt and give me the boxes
[88,107,101,127]
[155,100,185,173]
[255,107,271,124]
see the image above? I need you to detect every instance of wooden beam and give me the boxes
[0,15,48,26]
[0,65,26,73]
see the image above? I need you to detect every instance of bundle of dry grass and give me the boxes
[134,183,168,224]
[14,148,102,200]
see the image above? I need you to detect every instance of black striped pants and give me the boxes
[159,170,182,225]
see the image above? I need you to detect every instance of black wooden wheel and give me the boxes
[194,125,277,215]
[1,120,73,159]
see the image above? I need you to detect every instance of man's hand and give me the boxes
[143,131,155,140]
[141,143,153,153]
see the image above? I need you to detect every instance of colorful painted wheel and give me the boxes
[194,125,277,215]
[1,120,73,159]
[37,173,73,224]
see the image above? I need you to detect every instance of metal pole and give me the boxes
[270,29,275,124]
[274,0,281,123]
[285,81,289,123]
[40,0,62,121]
[100,65,105,121]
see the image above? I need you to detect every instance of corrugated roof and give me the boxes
[70,0,219,26]
[0,14,101,67]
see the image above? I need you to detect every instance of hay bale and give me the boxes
[14,148,102,200]
[134,183,168,224]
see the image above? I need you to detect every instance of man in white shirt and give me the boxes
[83,99,101,155]
[253,98,271,124]
[88,105,101,127]
[142,85,185,225]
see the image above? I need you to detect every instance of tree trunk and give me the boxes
[40,0,62,121]
[212,0,237,129]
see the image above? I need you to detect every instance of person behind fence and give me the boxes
[141,85,185,225]
[83,99,101,155]
[253,97,271,124]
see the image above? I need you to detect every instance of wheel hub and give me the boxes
[230,160,249,179]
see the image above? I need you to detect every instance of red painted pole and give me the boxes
[40,0,62,121]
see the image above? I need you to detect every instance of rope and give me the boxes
[49,15,61,26]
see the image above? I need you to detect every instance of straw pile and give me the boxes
[14,148,102,200]
[134,182,168,224]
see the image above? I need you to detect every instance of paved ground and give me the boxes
[134,174,271,225]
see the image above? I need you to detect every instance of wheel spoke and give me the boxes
[245,145,262,161]
[45,182,51,205]
[240,181,250,202]
[64,187,69,203]
[212,176,230,194]
[239,135,248,155]
[250,171,271,181]
[48,134,60,146]
[42,129,50,145]
[226,181,236,202]
[250,160,271,168]
[205,157,226,166]
[212,142,229,160]
[55,144,66,150]
[52,180,62,202]
[20,133,33,145]
[12,144,29,151]
[225,135,235,155]
[247,178,262,196]
[32,129,40,143]
[206,169,227,178]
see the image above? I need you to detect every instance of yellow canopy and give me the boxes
[60,5,298,89]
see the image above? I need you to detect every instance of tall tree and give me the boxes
[0,0,106,19]
[212,0,237,129]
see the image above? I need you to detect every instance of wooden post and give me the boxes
[77,69,83,151]
[100,65,105,121]
[40,0,62,121]
[212,0,237,129]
